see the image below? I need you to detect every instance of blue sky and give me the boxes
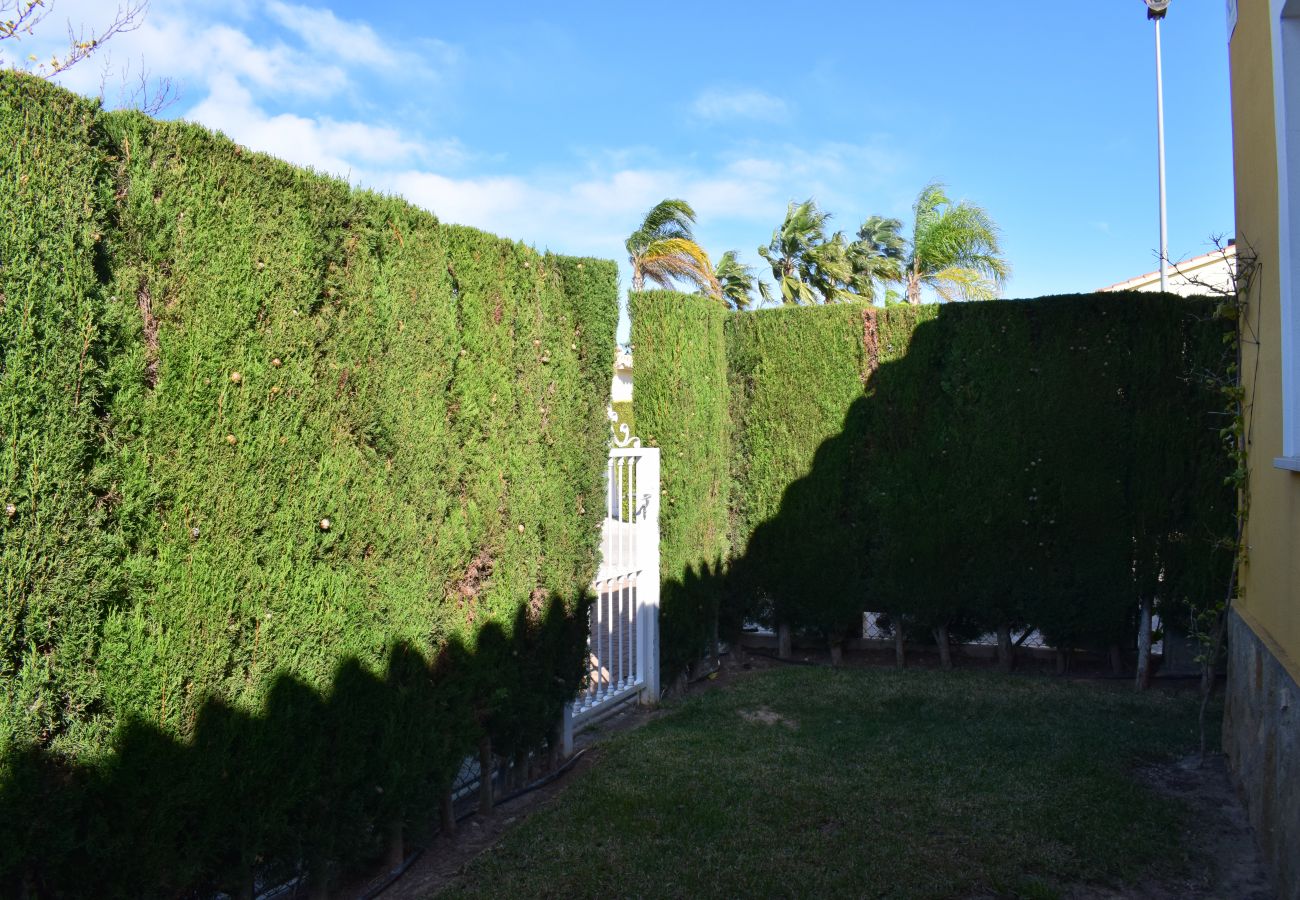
[34,1,1235,340]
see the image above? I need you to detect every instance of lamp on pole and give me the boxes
[1146,0,1170,292]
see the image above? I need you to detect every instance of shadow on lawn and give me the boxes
[0,593,589,900]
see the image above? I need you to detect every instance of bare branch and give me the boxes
[98,51,178,114]
[1,0,148,77]
[0,1,53,43]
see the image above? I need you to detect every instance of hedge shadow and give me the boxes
[641,296,1235,676]
[0,593,589,899]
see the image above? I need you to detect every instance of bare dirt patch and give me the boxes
[1059,754,1273,900]
[738,706,797,729]
[951,756,1273,900]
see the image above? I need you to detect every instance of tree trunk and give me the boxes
[1135,597,1153,691]
[996,623,1014,673]
[894,622,906,669]
[729,634,746,668]
[934,623,952,670]
[548,721,563,770]
[1199,605,1230,761]
[440,788,457,835]
[514,748,529,790]
[908,264,922,306]
[777,623,792,660]
[1055,648,1069,675]
[631,269,643,292]
[478,736,494,814]
[1110,643,1125,677]
[673,668,688,696]
[829,638,843,667]
[1201,615,1224,695]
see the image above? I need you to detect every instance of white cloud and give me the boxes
[374,139,902,262]
[19,0,905,308]
[204,24,348,97]
[37,2,349,100]
[187,75,422,173]
[27,1,459,180]
[264,1,446,76]
[692,88,790,123]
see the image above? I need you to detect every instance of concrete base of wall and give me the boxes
[1224,608,1300,900]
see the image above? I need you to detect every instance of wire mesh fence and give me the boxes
[860,612,1161,654]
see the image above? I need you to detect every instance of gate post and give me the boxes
[560,702,574,757]
[638,449,661,705]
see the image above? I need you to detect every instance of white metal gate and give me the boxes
[563,422,659,750]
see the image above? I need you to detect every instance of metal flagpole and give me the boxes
[1155,15,1169,292]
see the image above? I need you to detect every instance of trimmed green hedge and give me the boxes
[635,290,1234,666]
[726,305,928,641]
[629,292,730,682]
[858,297,1233,652]
[1,72,617,896]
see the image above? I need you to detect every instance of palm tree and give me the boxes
[805,231,856,304]
[757,199,855,305]
[714,250,758,310]
[848,215,907,302]
[900,182,1009,305]
[626,199,718,295]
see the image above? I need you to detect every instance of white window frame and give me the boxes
[1274,0,1300,469]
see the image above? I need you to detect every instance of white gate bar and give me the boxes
[566,445,660,752]
[635,449,659,703]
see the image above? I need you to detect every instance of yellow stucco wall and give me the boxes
[1233,0,1300,685]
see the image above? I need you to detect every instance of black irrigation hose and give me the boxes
[359,748,590,900]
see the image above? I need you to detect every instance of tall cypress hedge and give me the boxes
[860,297,1233,655]
[1,69,122,759]
[634,289,1234,668]
[1,73,617,896]
[629,291,730,682]
[726,305,935,646]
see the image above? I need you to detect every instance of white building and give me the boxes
[611,348,633,403]
[1097,243,1237,296]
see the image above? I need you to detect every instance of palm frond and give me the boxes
[906,182,1009,303]
[638,199,697,239]
[849,215,907,301]
[759,199,852,305]
[925,265,1002,302]
[640,236,718,295]
[715,249,756,310]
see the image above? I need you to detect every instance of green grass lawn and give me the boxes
[442,667,1218,900]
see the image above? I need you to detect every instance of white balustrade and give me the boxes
[563,438,659,752]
